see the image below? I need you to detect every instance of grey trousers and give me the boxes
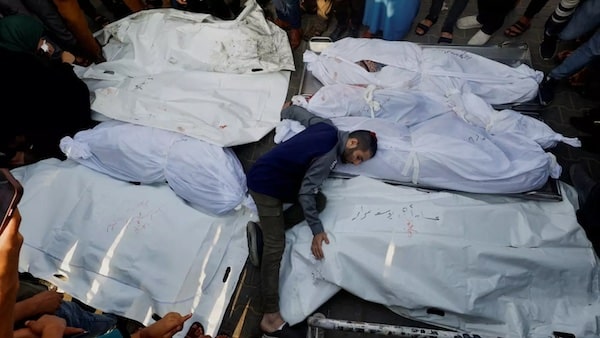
[249,189,326,313]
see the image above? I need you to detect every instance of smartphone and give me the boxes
[0,168,24,234]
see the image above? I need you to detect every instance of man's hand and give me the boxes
[60,51,76,64]
[311,232,329,260]
[137,312,192,338]
[28,289,63,315]
[24,314,84,338]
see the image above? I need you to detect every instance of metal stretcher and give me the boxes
[306,313,577,338]
[299,38,562,202]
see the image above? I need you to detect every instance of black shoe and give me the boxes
[540,35,558,60]
[538,75,558,106]
[246,221,263,267]
[570,116,600,135]
[330,25,348,41]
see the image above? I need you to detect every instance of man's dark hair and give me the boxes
[349,130,378,157]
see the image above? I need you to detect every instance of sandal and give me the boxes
[504,19,531,38]
[437,32,453,44]
[415,16,437,36]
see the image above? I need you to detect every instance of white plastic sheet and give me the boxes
[304,37,543,105]
[279,176,600,338]
[12,159,251,337]
[77,1,293,147]
[60,120,253,215]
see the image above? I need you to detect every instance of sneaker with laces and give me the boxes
[246,221,263,268]
[538,75,557,106]
[540,34,558,60]
[456,15,482,30]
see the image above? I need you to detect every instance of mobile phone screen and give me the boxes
[0,168,23,233]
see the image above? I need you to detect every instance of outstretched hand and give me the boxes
[27,288,64,315]
[24,314,85,337]
[137,312,192,338]
[311,232,329,260]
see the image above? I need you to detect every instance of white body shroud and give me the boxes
[279,176,600,338]
[13,161,599,338]
[60,120,253,215]
[77,0,293,147]
[12,160,251,337]
[287,84,579,194]
[304,38,543,105]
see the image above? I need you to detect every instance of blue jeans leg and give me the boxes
[559,0,600,41]
[55,301,117,337]
[550,29,600,79]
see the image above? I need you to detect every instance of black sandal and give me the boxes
[437,32,453,44]
[504,20,531,38]
[415,16,437,36]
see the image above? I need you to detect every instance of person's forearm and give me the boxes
[14,298,41,323]
[0,285,18,337]
[281,105,332,127]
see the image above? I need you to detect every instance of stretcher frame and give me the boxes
[306,313,577,338]
[299,38,562,202]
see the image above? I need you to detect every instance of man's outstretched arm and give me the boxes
[281,105,333,127]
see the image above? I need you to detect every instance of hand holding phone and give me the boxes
[0,168,23,235]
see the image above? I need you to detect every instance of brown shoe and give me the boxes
[289,28,302,49]
[273,18,291,30]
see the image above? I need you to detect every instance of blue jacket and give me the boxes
[247,106,349,235]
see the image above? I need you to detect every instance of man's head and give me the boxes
[342,130,378,165]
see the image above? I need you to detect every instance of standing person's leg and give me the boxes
[438,0,469,43]
[539,30,600,105]
[414,0,444,35]
[550,30,600,80]
[478,0,515,35]
[468,0,516,45]
[558,0,600,42]
[540,0,581,59]
[348,0,364,37]
[247,190,287,334]
[330,0,349,40]
[504,0,549,37]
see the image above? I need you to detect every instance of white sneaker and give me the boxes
[456,15,482,30]
[468,30,491,45]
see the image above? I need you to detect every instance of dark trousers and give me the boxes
[523,0,550,19]
[249,189,326,313]
[333,0,365,28]
[427,0,469,34]
[477,0,518,35]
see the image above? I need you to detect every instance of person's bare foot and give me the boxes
[438,31,453,44]
[415,18,434,35]
[260,312,285,333]
[185,322,208,338]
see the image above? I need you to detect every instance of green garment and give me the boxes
[0,14,44,53]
